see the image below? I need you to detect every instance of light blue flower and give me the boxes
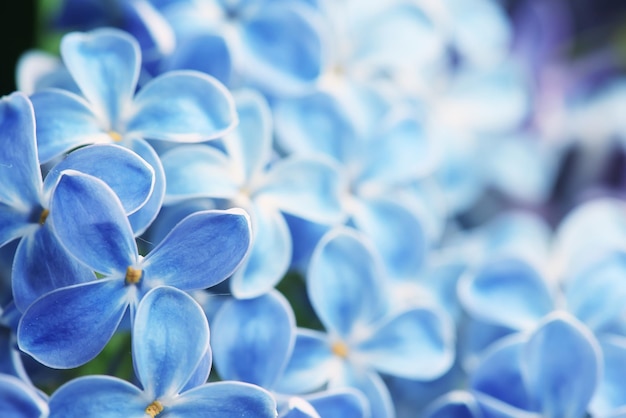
[276,228,455,418]
[162,89,343,298]
[47,286,276,417]
[30,28,237,233]
[211,289,369,417]
[17,171,250,368]
[0,92,155,312]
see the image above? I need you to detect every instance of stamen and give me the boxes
[108,130,122,142]
[331,341,349,358]
[38,209,49,225]
[125,266,142,284]
[145,400,164,417]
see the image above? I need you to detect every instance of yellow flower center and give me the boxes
[125,266,142,284]
[108,130,122,142]
[331,341,349,358]
[145,400,164,417]
[38,208,49,225]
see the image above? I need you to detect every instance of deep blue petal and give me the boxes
[307,228,388,338]
[133,286,210,399]
[43,144,154,215]
[49,375,146,418]
[0,92,42,210]
[30,89,110,163]
[0,203,33,248]
[12,226,96,312]
[167,381,277,417]
[49,170,138,275]
[356,307,455,380]
[230,202,291,299]
[60,28,140,127]
[17,279,130,368]
[212,290,295,388]
[142,209,250,290]
[127,71,237,142]
[458,257,554,331]
[522,312,601,418]
[0,374,49,418]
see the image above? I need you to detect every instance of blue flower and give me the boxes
[276,228,455,418]
[0,92,155,311]
[47,285,276,417]
[0,373,49,418]
[211,289,369,417]
[17,171,250,368]
[30,28,237,233]
[161,89,343,298]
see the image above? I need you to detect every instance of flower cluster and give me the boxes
[2,0,626,417]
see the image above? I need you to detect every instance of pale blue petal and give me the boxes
[275,329,335,394]
[350,196,426,279]
[307,228,388,337]
[470,334,529,411]
[127,71,237,142]
[49,376,146,418]
[60,28,140,126]
[142,208,250,290]
[422,391,483,418]
[126,138,166,235]
[212,290,295,388]
[357,307,455,380]
[0,374,49,418]
[16,50,77,95]
[256,156,344,225]
[280,397,320,418]
[239,5,323,95]
[134,286,209,399]
[122,0,175,61]
[17,279,130,368]
[49,171,138,275]
[566,251,626,334]
[43,144,154,215]
[458,258,553,331]
[590,336,626,416]
[12,226,96,312]
[0,203,32,248]
[161,144,239,203]
[522,312,601,418]
[474,393,539,418]
[306,388,369,418]
[162,32,232,86]
[330,366,394,418]
[224,90,272,182]
[168,381,276,417]
[182,348,212,393]
[230,202,291,299]
[0,92,42,208]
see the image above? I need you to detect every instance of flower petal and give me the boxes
[0,92,42,210]
[0,203,32,248]
[421,391,483,418]
[161,144,238,204]
[142,209,251,290]
[275,329,335,394]
[17,279,130,368]
[167,381,276,417]
[30,89,110,163]
[589,335,626,416]
[350,196,426,279]
[12,226,96,312]
[133,286,210,399]
[257,156,344,225]
[356,307,455,380]
[49,376,146,418]
[329,366,395,418]
[127,70,237,142]
[458,257,553,331]
[43,144,154,215]
[306,388,369,418]
[0,374,49,418]
[212,290,295,388]
[522,312,601,418]
[49,170,137,275]
[60,28,140,126]
[307,228,388,337]
[230,202,291,299]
